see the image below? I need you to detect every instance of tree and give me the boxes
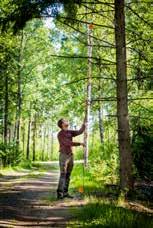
[0,0,83,32]
[84,21,93,166]
[15,30,24,151]
[114,0,133,191]
[0,0,152,189]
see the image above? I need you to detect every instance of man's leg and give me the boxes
[64,153,74,196]
[57,153,68,199]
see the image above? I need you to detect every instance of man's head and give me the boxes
[57,118,69,130]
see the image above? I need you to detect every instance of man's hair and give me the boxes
[57,118,64,129]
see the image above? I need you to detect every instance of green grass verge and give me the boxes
[68,198,153,228]
[68,163,153,228]
[70,163,115,195]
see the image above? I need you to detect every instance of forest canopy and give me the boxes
[0,0,83,32]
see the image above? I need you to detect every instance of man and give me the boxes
[57,118,86,199]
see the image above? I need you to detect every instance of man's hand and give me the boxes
[80,142,85,147]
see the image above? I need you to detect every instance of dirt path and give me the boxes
[0,162,84,228]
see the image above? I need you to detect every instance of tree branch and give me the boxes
[126,5,152,27]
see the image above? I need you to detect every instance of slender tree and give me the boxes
[16,30,24,150]
[4,75,8,145]
[98,74,104,143]
[98,101,104,143]
[84,20,93,167]
[50,120,54,160]
[26,115,31,160]
[32,114,37,161]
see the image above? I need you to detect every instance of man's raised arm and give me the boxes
[70,117,86,137]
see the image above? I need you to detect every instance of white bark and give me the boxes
[84,23,93,167]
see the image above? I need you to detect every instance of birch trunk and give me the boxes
[16,31,24,150]
[51,121,54,160]
[32,114,37,161]
[42,127,46,161]
[26,116,31,160]
[84,23,93,167]
[22,122,25,155]
[4,75,8,145]
[13,31,24,145]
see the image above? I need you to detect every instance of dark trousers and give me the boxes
[57,152,74,196]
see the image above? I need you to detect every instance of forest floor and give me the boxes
[1,161,153,228]
[0,161,85,228]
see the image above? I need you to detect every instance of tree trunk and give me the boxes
[26,116,31,160]
[41,126,44,160]
[114,0,133,190]
[46,127,50,160]
[98,102,104,143]
[4,75,8,145]
[50,121,54,160]
[22,122,25,155]
[16,30,24,150]
[32,114,37,161]
[91,115,95,150]
[42,127,46,161]
[84,21,93,167]
[98,75,104,143]
[8,128,11,143]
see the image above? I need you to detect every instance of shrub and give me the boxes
[0,142,22,167]
[132,124,153,180]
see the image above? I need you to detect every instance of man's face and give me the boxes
[62,119,69,129]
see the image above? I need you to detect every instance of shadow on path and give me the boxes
[0,163,84,227]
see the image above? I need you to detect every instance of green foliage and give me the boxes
[0,0,82,32]
[69,199,153,228]
[18,159,32,169]
[89,141,119,185]
[71,142,119,195]
[0,142,22,167]
[132,123,153,180]
[0,0,152,188]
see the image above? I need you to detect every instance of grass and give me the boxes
[32,161,59,171]
[71,164,101,190]
[70,163,118,197]
[68,163,153,228]
[68,198,153,228]
[0,160,56,183]
[0,159,59,175]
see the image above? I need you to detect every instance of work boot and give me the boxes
[63,192,74,199]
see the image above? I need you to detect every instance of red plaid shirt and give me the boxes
[57,124,85,154]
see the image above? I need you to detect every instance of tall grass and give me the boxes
[68,198,153,228]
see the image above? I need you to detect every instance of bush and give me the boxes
[89,141,119,185]
[71,141,119,192]
[18,159,32,169]
[132,124,153,180]
[0,142,22,167]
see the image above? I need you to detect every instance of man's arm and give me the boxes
[58,134,81,147]
[70,123,86,137]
